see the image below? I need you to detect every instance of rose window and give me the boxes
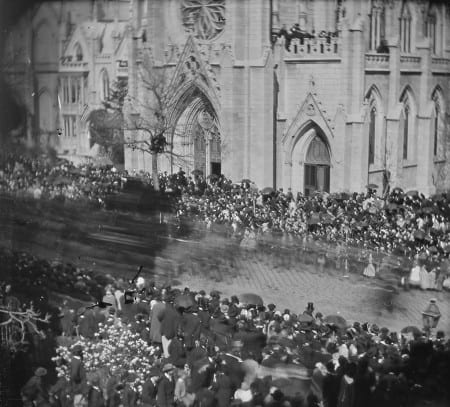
[181,0,226,41]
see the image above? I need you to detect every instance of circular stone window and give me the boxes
[181,0,226,41]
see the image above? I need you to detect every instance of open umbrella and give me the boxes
[401,326,421,336]
[406,190,419,197]
[191,169,203,176]
[241,179,252,184]
[297,314,314,324]
[366,183,378,189]
[392,187,404,193]
[386,203,398,211]
[413,230,425,240]
[238,293,263,306]
[323,315,347,329]
[174,293,196,310]
[261,187,274,195]
[54,176,72,185]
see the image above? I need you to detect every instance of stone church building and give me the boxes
[3,0,450,195]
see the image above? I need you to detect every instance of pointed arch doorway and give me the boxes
[167,87,221,178]
[304,135,330,196]
[290,124,331,196]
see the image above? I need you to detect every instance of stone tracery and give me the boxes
[181,0,226,41]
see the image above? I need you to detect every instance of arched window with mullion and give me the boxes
[403,104,409,160]
[400,4,411,53]
[368,106,376,165]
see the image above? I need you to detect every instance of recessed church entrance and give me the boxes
[304,135,330,196]
[169,89,221,178]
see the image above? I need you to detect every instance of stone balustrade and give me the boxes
[286,37,339,57]
[400,55,421,71]
[59,60,89,72]
[365,53,389,71]
[431,57,450,72]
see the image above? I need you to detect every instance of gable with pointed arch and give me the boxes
[282,92,334,158]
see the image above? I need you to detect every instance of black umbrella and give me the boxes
[406,190,419,197]
[174,293,196,309]
[241,179,251,184]
[414,230,425,240]
[401,326,421,336]
[191,169,203,176]
[323,315,347,329]
[366,183,378,189]
[261,187,274,195]
[238,293,263,306]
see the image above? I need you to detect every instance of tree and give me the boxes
[88,78,128,165]
[124,63,183,191]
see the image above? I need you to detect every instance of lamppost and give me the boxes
[422,298,441,338]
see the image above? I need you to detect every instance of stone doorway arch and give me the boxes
[289,123,331,195]
[161,86,221,178]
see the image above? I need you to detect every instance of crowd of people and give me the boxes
[2,153,450,287]
[17,278,449,407]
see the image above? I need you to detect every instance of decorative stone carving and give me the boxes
[181,0,226,41]
[198,110,214,130]
[306,104,316,116]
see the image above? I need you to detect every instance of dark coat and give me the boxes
[87,386,105,407]
[141,379,157,407]
[123,384,138,407]
[156,375,175,407]
[168,337,186,367]
[21,375,48,405]
[70,356,87,394]
[322,373,340,407]
[212,372,233,407]
[181,312,201,349]
[160,304,181,340]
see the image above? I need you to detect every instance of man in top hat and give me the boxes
[86,373,104,407]
[70,344,88,407]
[156,364,176,407]
[21,367,49,407]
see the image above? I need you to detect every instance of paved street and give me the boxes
[1,197,449,336]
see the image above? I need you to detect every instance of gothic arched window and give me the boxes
[75,43,83,61]
[432,89,444,158]
[403,104,409,159]
[399,4,412,53]
[100,69,109,101]
[426,8,439,55]
[369,1,385,51]
[368,106,376,165]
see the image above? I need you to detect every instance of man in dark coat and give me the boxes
[322,361,340,407]
[70,345,88,406]
[87,374,105,407]
[21,367,49,407]
[211,364,233,407]
[167,330,186,368]
[141,368,160,407]
[156,364,175,407]
[159,303,181,358]
[180,310,201,351]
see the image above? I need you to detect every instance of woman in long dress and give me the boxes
[363,254,376,278]
[419,265,430,290]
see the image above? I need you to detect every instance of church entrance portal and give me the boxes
[303,135,330,196]
[171,89,221,178]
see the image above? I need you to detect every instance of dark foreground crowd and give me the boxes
[15,278,450,407]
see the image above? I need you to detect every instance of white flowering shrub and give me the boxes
[52,318,160,390]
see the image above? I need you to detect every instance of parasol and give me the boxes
[174,293,196,310]
[366,183,378,189]
[413,230,425,240]
[191,169,203,176]
[386,203,398,211]
[297,314,314,324]
[323,315,347,329]
[401,326,421,336]
[238,293,263,306]
[261,187,274,195]
[54,176,72,185]
[406,190,419,197]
